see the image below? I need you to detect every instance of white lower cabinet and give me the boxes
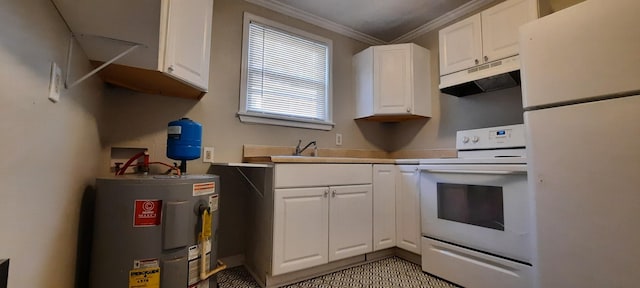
[271,162,424,277]
[272,183,372,276]
[396,165,421,254]
[373,164,396,250]
[372,164,422,255]
[329,185,373,261]
[272,187,329,275]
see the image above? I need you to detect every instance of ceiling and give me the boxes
[247,0,500,44]
[275,0,474,42]
[247,0,586,44]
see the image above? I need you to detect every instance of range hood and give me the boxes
[439,55,521,97]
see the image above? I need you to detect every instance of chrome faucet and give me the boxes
[294,140,317,156]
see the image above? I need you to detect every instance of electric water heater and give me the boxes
[90,175,222,288]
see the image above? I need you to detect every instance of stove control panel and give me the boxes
[456,124,525,150]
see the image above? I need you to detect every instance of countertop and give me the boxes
[241,144,458,164]
[244,155,396,164]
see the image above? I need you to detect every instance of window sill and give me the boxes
[238,112,334,131]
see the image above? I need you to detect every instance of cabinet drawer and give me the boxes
[421,237,532,288]
[275,164,372,188]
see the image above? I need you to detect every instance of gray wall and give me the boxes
[0,1,104,287]
[549,0,585,12]
[389,0,526,151]
[98,0,389,172]
[98,0,586,169]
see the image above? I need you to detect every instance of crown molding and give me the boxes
[390,0,497,43]
[245,0,387,45]
[245,0,498,46]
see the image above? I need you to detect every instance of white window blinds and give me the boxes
[241,17,332,128]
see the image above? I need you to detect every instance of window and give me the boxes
[239,13,333,130]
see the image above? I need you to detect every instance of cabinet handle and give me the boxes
[406,108,411,113]
[475,59,479,65]
[323,190,328,198]
[484,56,489,62]
[168,65,174,72]
[331,190,336,198]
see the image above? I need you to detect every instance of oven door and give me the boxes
[419,164,531,263]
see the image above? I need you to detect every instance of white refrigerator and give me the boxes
[519,0,640,287]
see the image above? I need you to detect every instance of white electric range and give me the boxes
[418,124,533,288]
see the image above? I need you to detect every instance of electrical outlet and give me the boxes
[48,62,62,103]
[203,147,214,163]
[336,133,343,146]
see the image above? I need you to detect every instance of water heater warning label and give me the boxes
[188,241,211,286]
[193,182,215,196]
[128,267,160,288]
[133,200,162,227]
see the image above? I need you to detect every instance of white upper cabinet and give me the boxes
[439,14,483,76]
[51,0,213,99]
[373,45,412,115]
[162,0,212,90]
[439,0,538,76]
[481,0,538,63]
[354,43,432,121]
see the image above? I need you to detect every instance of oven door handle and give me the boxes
[423,169,525,175]
[419,164,527,175]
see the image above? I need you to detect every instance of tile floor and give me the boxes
[217,256,460,288]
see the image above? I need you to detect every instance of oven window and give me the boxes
[437,183,504,231]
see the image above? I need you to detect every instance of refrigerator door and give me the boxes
[524,95,640,288]
[519,0,640,109]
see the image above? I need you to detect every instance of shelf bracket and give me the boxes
[64,34,143,89]
[235,167,264,199]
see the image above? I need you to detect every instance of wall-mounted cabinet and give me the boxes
[353,43,432,122]
[439,0,538,76]
[438,0,538,96]
[52,0,213,99]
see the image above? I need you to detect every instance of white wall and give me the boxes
[0,1,104,287]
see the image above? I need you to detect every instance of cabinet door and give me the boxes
[273,187,329,275]
[439,14,482,76]
[396,165,421,254]
[373,165,396,251]
[373,44,412,115]
[163,0,213,90]
[481,0,538,63]
[329,185,373,262]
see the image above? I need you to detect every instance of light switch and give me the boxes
[48,62,62,103]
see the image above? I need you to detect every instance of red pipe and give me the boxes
[148,162,181,176]
[117,151,148,175]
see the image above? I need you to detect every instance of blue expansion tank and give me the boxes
[166,118,202,161]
